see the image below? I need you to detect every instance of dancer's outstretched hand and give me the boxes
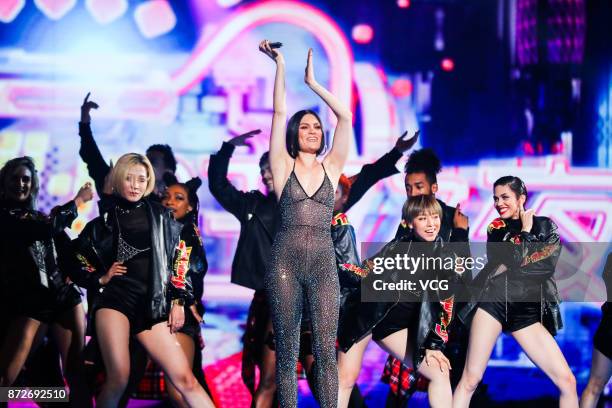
[259,39,284,64]
[395,130,419,153]
[80,92,99,123]
[228,129,262,147]
[304,48,317,86]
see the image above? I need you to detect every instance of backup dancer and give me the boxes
[0,156,93,406]
[67,153,214,408]
[385,147,470,406]
[208,130,282,406]
[337,195,467,408]
[161,175,212,407]
[453,176,577,408]
[78,93,187,405]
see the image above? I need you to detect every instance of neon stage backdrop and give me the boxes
[1,1,611,406]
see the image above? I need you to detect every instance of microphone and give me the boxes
[269,42,283,49]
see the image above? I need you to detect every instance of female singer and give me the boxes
[259,40,352,407]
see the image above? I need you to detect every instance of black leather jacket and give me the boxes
[0,199,77,293]
[78,122,110,195]
[338,231,468,367]
[177,215,208,315]
[208,142,277,290]
[66,196,185,321]
[459,215,563,335]
[332,212,361,284]
[342,147,403,213]
[331,212,362,320]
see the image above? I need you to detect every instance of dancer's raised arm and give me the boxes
[259,40,292,193]
[304,48,353,184]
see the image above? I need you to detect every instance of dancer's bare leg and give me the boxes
[136,322,214,408]
[337,334,371,408]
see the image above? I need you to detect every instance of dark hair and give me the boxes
[0,156,39,209]
[404,148,441,186]
[493,176,528,200]
[286,110,325,158]
[146,144,177,173]
[162,173,201,222]
[259,151,270,169]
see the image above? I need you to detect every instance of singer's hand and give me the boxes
[259,39,284,64]
[304,48,317,86]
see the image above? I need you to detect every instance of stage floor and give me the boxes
[7,300,612,407]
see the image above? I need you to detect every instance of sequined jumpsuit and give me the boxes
[266,162,340,407]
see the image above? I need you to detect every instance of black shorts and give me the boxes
[372,302,420,341]
[12,283,82,324]
[478,301,541,333]
[594,307,612,360]
[95,280,163,334]
[178,307,201,339]
[477,275,542,333]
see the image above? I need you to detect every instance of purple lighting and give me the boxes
[516,0,585,66]
[546,0,585,64]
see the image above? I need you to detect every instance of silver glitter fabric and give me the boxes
[266,163,340,408]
